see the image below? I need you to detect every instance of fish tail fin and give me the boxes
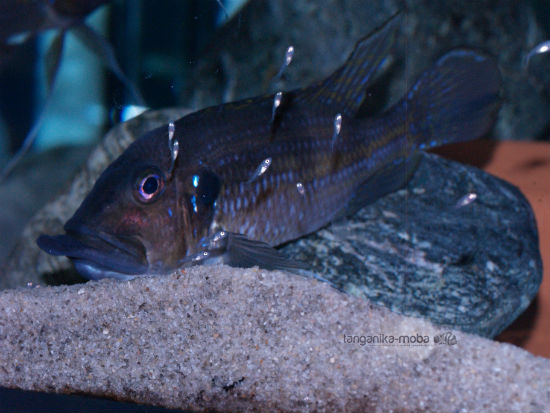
[396,50,501,150]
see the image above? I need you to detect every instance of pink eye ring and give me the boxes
[134,170,164,203]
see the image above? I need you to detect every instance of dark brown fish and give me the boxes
[37,14,502,280]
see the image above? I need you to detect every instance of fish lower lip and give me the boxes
[37,231,148,280]
[72,258,138,281]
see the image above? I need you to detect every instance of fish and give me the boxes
[37,14,502,281]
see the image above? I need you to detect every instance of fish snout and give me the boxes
[37,223,148,280]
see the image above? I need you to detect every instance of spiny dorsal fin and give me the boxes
[295,12,400,116]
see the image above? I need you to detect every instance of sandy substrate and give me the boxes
[1,265,548,412]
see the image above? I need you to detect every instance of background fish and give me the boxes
[0,0,144,179]
[37,14,502,280]
[0,0,106,48]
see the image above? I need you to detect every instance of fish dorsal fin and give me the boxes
[295,12,400,116]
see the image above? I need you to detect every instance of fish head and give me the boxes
[37,125,200,280]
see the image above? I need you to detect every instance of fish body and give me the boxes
[37,14,502,280]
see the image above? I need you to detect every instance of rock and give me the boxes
[0,265,548,412]
[0,145,90,263]
[283,152,542,338]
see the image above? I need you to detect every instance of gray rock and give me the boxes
[0,265,548,412]
[282,153,543,338]
[0,145,90,263]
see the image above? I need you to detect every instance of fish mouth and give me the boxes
[37,224,148,280]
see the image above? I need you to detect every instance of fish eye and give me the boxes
[134,168,164,203]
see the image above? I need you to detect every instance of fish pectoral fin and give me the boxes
[223,233,333,285]
[223,232,306,271]
[340,154,422,218]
